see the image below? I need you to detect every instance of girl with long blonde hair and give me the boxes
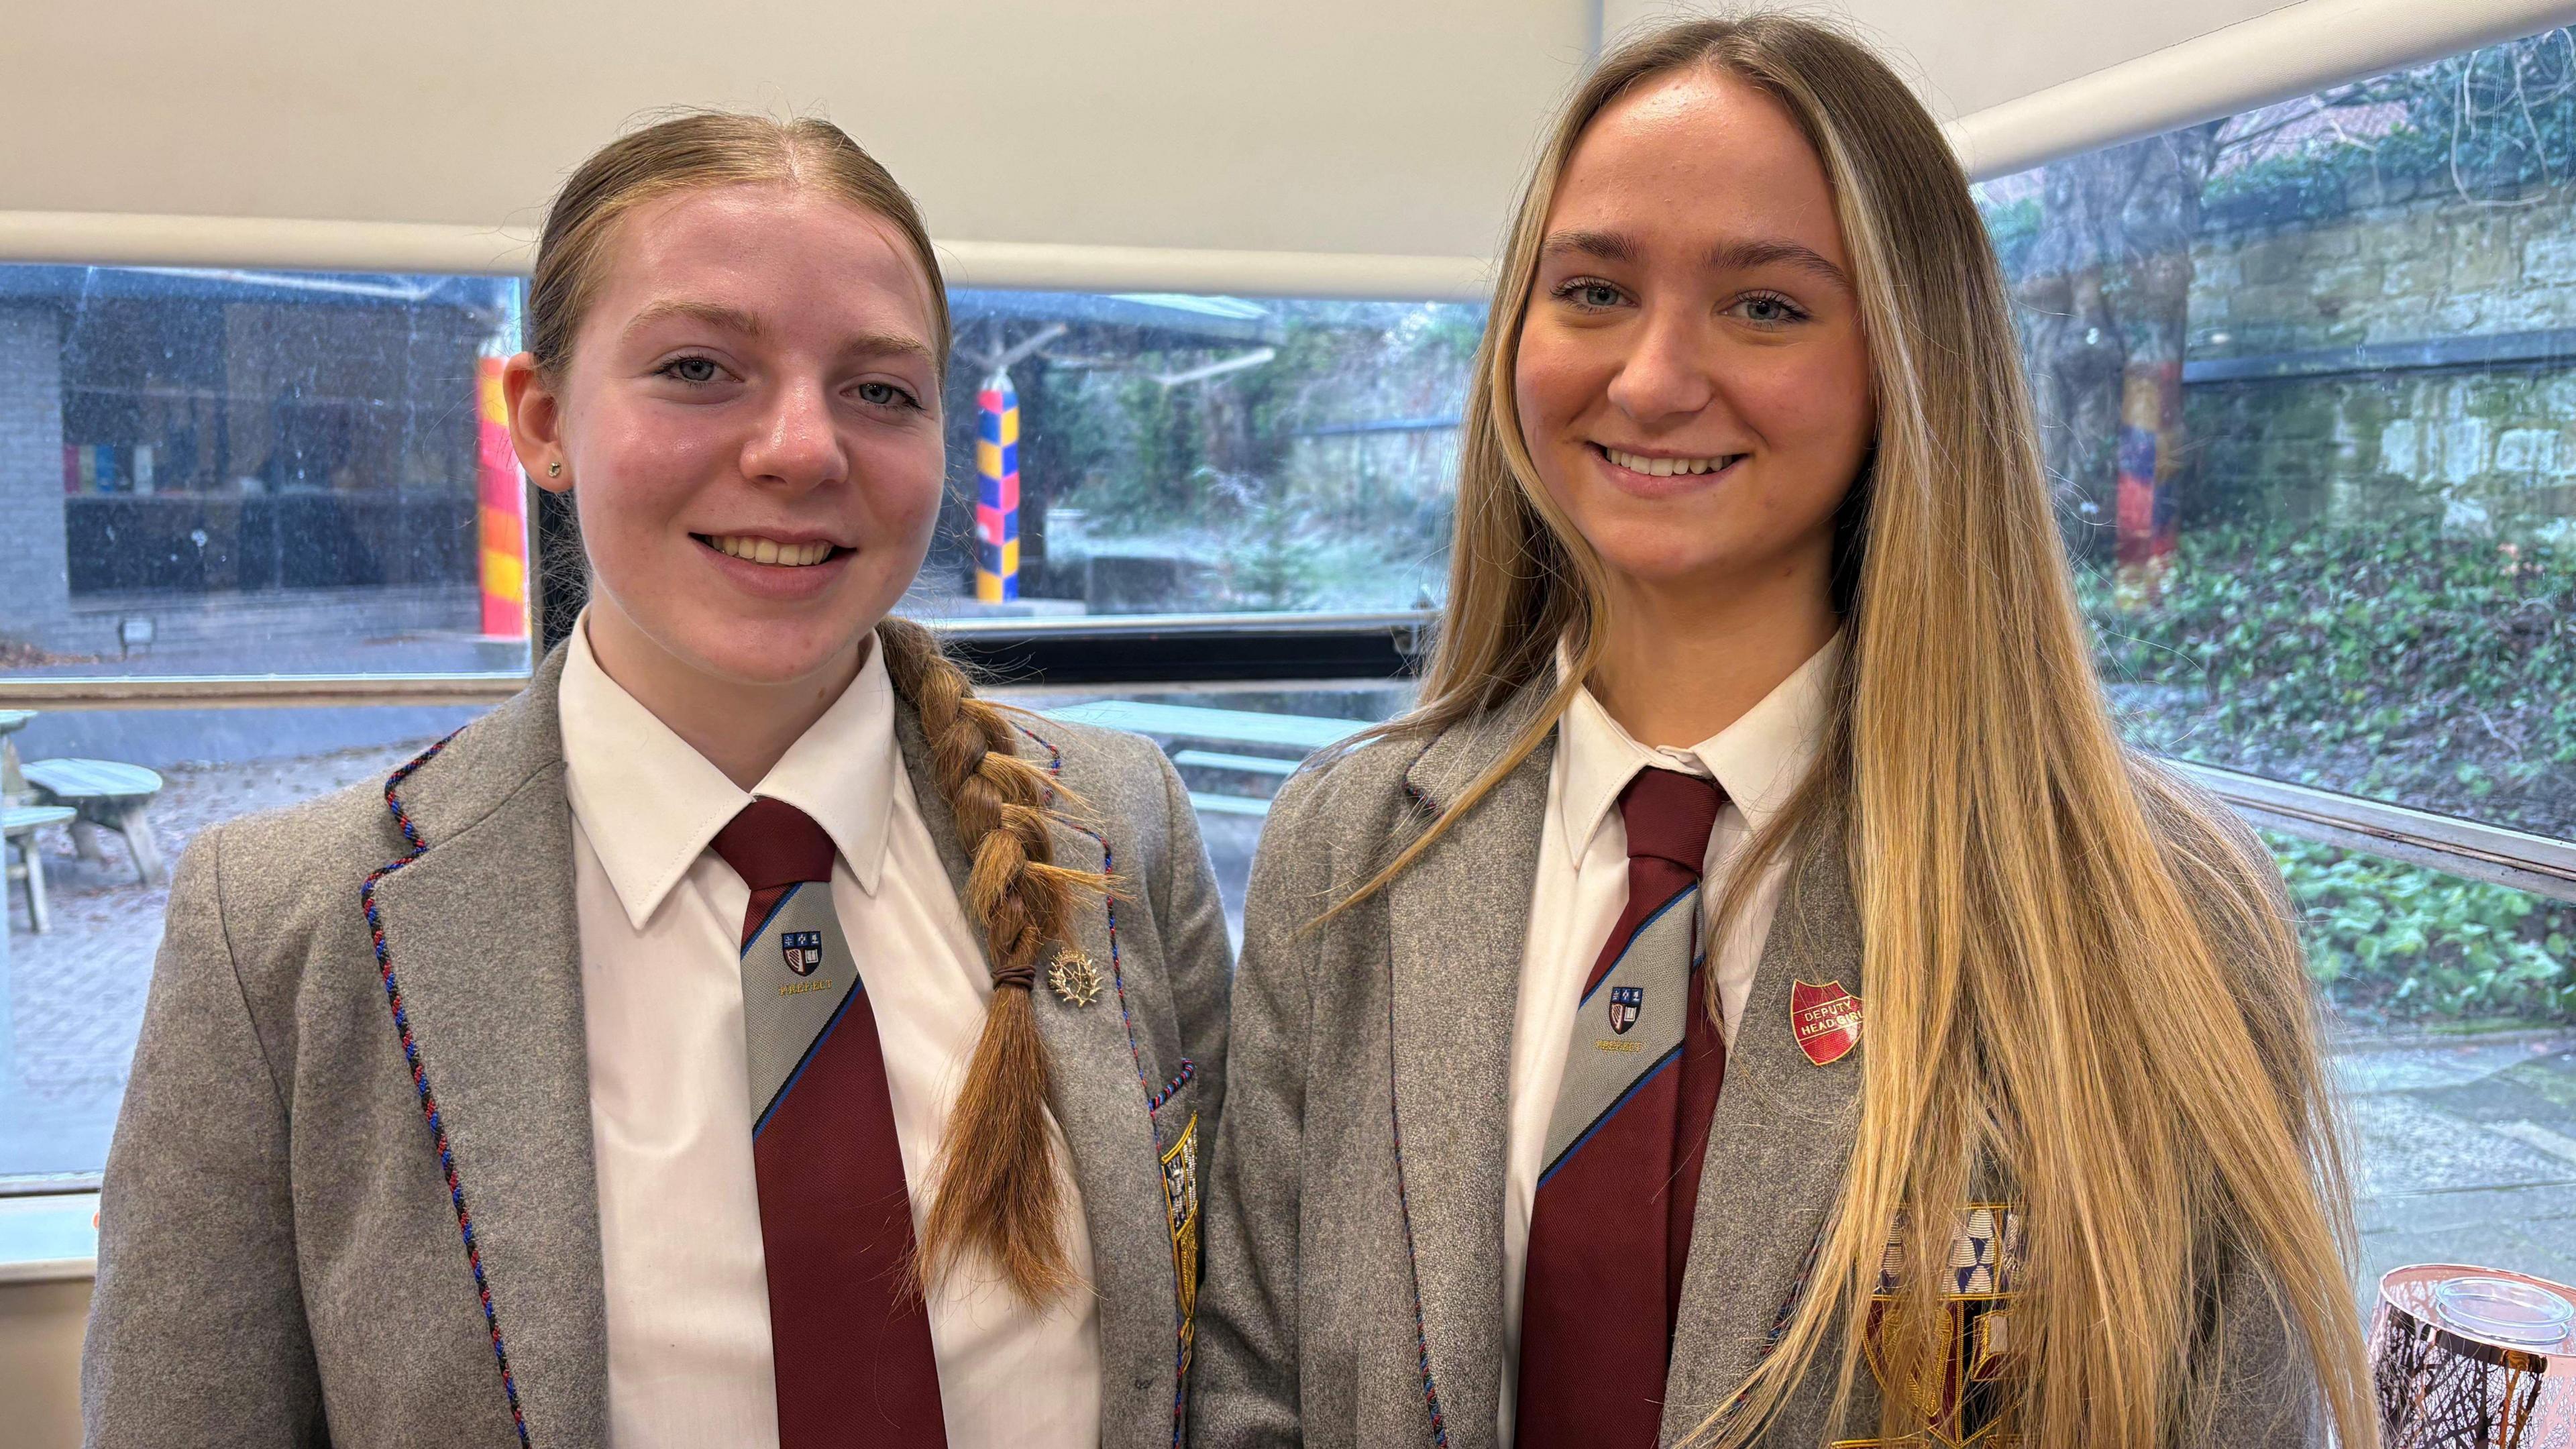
[1192,15,2369,1448]
[85,113,1229,1449]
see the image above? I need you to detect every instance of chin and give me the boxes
[668,614,869,689]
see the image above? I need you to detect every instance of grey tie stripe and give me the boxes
[1538,884,1702,1183]
[739,883,867,1136]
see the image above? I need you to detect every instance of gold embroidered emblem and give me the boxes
[1831,1203,2026,1448]
[1047,947,1104,1008]
[1161,1112,1201,1375]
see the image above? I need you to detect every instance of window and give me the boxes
[908,290,1480,619]
[1978,29,2576,1287]
[2,263,523,1187]
[1,265,531,682]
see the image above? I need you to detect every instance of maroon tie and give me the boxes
[1515,768,1727,1447]
[710,798,947,1448]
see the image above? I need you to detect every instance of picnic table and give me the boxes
[22,758,166,887]
[3,741,79,934]
[1042,699,1373,819]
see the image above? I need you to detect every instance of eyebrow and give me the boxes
[1540,229,1640,266]
[623,300,936,366]
[1707,237,1851,288]
[1539,228,1851,290]
[624,299,764,339]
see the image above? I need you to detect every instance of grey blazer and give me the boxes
[1188,685,2324,1448]
[82,646,1232,1449]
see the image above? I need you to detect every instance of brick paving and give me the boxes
[3,737,437,1160]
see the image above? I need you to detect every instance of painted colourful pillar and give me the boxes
[2113,361,2182,606]
[975,368,1021,602]
[475,354,529,638]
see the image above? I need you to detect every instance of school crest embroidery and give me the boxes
[1790,979,1862,1066]
[1831,1203,2027,1449]
[1161,1112,1202,1375]
[1605,984,1645,1034]
[779,930,824,977]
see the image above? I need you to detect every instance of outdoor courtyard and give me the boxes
[3,734,2570,1295]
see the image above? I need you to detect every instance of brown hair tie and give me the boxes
[991,963,1038,992]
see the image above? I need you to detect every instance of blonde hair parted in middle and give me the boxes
[1343,15,2373,1447]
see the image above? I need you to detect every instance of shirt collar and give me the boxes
[1554,631,1843,868]
[557,613,900,930]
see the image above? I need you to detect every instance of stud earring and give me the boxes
[547,460,563,477]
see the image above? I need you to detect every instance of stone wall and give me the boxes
[2184,182,2576,536]
[0,305,71,648]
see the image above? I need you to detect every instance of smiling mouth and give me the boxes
[694,533,847,568]
[1595,444,1746,477]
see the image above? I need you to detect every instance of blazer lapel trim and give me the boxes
[1014,718,1200,1449]
[1384,687,1558,1449]
[360,645,600,1449]
[361,734,534,1449]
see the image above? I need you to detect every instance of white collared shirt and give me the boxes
[558,621,1100,1449]
[1495,633,1843,1446]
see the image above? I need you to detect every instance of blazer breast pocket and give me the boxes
[1152,1063,1202,1374]
[1831,1201,2025,1449]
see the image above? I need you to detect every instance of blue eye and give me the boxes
[1556,278,1627,310]
[660,356,722,384]
[856,381,919,409]
[1733,292,1809,326]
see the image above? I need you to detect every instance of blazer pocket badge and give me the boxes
[1162,1112,1201,1373]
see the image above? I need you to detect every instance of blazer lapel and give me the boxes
[362,649,608,1446]
[1660,811,1866,1446]
[1383,694,1556,1449]
[894,704,1181,1449]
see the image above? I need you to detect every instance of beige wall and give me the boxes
[1603,0,2306,119]
[0,1279,88,1449]
[0,0,1589,262]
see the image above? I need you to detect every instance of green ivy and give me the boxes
[2080,519,2576,1023]
[2269,833,2576,1024]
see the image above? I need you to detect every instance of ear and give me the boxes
[502,352,572,495]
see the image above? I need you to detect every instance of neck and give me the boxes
[1587,566,1837,749]
[582,601,866,790]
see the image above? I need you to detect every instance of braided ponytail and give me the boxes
[877,616,1112,1303]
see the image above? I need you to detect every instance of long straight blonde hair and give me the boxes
[1345,17,2373,1446]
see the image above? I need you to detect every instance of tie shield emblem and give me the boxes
[1607,985,1645,1035]
[1790,979,1862,1066]
[780,930,824,976]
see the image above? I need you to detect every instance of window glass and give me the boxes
[1,707,481,1183]
[907,291,1479,620]
[995,682,1416,943]
[0,266,530,682]
[1978,30,2576,845]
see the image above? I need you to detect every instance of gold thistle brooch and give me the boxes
[1048,947,1105,1008]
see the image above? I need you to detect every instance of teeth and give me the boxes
[1604,447,1735,477]
[707,535,835,566]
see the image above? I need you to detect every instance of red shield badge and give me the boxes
[1790,980,1862,1066]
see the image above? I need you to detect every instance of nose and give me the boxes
[1604,301,1720,427]
[739,376,850,491]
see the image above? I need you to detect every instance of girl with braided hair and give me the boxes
[85,113,1231,1449]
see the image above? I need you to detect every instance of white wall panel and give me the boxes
[0,0,1588,269]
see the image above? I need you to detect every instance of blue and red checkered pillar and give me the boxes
[975,368,1021,602]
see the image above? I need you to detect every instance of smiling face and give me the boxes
[506,182,945,696]
[1515,66,1875,620]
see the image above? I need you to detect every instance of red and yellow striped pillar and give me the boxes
[475,355,529,638]
[975,368,1021,603]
